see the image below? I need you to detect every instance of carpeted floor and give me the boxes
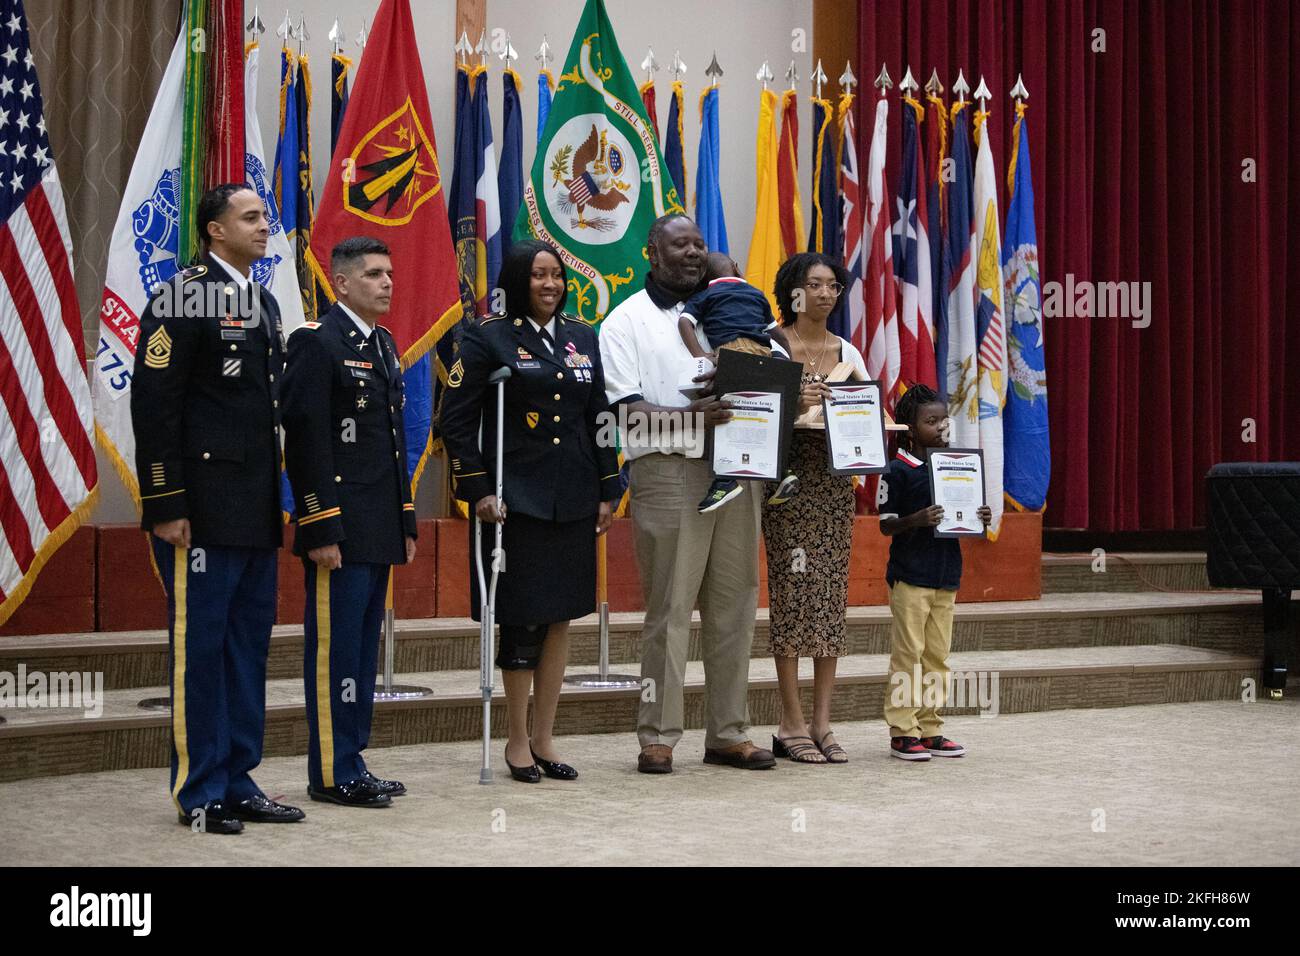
[3,698,1298,866]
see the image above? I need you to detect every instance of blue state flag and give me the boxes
[1002,107,1049,512]
[694,86,728,253]
[272,48,300,259]
[808,97,841,257]
[664,81,687,210]
[537,69,553,144]
[499,69,524,259]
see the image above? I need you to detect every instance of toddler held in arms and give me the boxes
[679,252,798,514]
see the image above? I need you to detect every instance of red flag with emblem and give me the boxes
[305,0,459,365]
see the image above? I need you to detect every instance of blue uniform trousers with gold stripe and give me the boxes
[303,560,388,789]
[152,537,277,813]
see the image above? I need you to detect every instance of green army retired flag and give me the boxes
[514,0,684,326]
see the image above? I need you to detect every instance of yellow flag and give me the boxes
[745,89,782,312]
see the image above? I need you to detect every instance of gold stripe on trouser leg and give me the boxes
[315,566,335,788]
[170,546,189,812]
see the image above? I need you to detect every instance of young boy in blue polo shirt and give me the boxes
[878,384,991,760]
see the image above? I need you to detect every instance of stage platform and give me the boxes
[0,552,1292,783]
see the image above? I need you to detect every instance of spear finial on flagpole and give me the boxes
[641,47,659,85]
[356,19,368,50]
[874,62,892,97]
[293,13,308,57]
[899,65,918,99]
[246,7,265,37]
[1010,73,1029,107]
[535,35,552,72]
[840,60,857,96]
[974,75,991,112]
[706,52,723,89]
[811,59,827,99]
[277,9,291,45]
[670,51,686,83]
[499,32,518,67]
[475,30,488,68]
[785,60,799,92]
[756,60,774,91]
[925,68,944,97]
[328,19,342,54]
[454,30,472,65]
[953,68,970,104]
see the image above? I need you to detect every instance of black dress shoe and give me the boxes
[361,770,407,797]
[530,747,578,780]
[177,800,244,834]
[307,779,392,807]
[230,793,306,823]
[505,752,541,783]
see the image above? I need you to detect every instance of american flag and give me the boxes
[0,0,97,625]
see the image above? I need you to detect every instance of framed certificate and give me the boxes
[926,447,986,537]
[713,391,782,479]
[822,380,888,475]
[711,348,803,477]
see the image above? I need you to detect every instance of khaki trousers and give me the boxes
[630,453,760,749]
[884,581,957,739]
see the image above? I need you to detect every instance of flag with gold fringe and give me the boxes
[514,0,683,326]
[745,87,782,313]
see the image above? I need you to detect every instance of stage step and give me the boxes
[0,644,1267,781]
[0,589,1268,691]
[1040,552,1209,593]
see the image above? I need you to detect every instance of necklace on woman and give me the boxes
[791,322,833,378]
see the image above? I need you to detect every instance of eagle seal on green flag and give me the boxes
[514,0,683,326]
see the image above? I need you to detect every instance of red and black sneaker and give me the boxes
[890,736,932,761]
[919,735,966,757]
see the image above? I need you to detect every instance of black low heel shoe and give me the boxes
[505,752,541,783]
[531,747,578,780]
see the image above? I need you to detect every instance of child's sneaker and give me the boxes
[919,735,966,757]
[890,736,932,761]
[766,472,801,506]
[699,478,743,513]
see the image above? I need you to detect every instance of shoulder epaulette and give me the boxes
[480,312,507,325]
[301,321,321,330]
[179,265,207,283]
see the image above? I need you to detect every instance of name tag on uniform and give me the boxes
[516,359,540,369]
[220,328,247,341]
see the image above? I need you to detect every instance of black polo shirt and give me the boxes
[880,449,962,591]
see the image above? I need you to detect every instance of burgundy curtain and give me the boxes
[859,0,1300,532]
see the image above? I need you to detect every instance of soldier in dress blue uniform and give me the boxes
[281,237,417,808]
[131,183,304,833]
[439,239,622,783]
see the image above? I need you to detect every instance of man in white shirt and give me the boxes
[599,215,775,773]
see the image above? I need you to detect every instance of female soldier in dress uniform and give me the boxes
[439,240,623,782]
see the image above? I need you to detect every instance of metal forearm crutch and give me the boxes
[474,366,511,783]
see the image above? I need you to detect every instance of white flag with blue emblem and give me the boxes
[93,30,185,502]
[244,43,305,334]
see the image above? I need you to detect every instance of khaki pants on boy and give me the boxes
[884,581,957,738]
[629,453,761,750]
